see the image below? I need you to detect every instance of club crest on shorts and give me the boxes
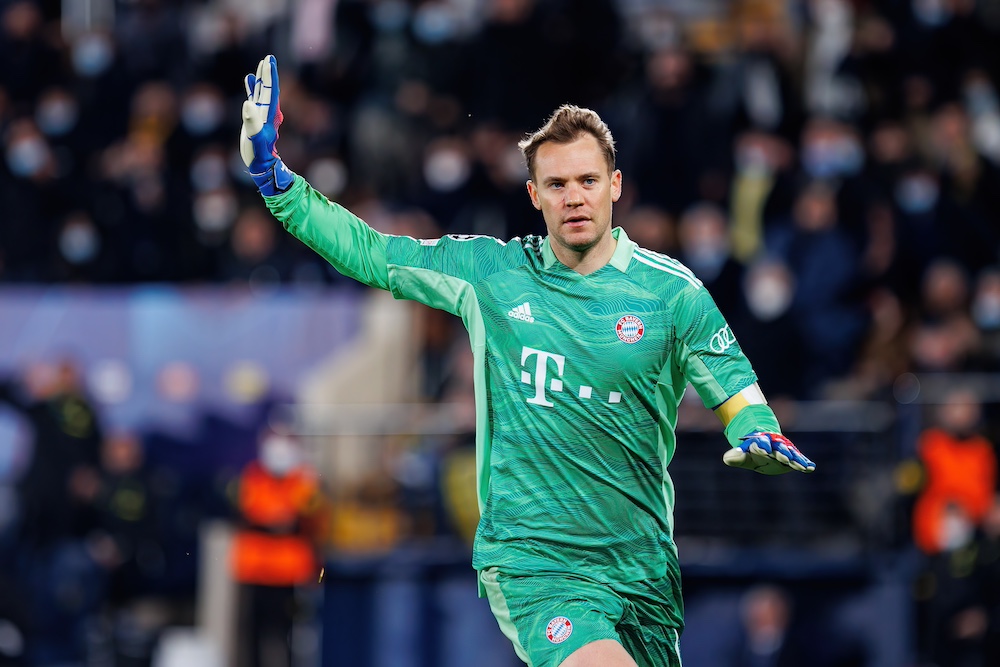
[545,616,573,644]
[615,315,644,344]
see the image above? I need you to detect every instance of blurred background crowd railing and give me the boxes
[4,0,1000,665]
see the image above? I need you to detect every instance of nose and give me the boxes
[565,184,583,206]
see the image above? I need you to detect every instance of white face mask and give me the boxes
[684,239,728,280]
[802,136,863,179]
[260,436,301,476]
[36,96,79,137]
[423,147,470,192]
[190,153,228,192]
[59,219,100,265]
[192,190,237,234]
[72,33,113,78]
[735,144,772,175]
[6,136,48,178]
[306,158,347,197]
[941,507,974,551]
[181,95,224,136]
[895,174,939,214]
[746,273,794,321]
[973,290,1000,329]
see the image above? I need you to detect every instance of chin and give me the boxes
[560,234,599,251]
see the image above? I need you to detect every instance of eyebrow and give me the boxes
[542,172,603,185]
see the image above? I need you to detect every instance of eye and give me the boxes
[549,182,563,189]
[584,178,596,185]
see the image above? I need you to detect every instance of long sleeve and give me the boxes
[263,176,391,290]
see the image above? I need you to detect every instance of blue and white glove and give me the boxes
[723,431,816,475]
[240,54,294,196]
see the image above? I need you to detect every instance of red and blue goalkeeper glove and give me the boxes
[723,432,816,475]
[240,54,294,196]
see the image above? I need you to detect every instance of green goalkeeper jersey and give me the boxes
[266,179,779,620]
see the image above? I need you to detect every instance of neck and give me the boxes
[552,232,617,275]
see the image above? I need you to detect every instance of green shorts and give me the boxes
[480,568,683,667]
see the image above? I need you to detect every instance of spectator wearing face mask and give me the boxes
[728,129,797,264]
[730,258,803,399]
[230,428,325,667]
[971,266,1000,370]
[798,116,871,241]
[764,179,868,395]
[677,201,744,319]
[0,116,67,281]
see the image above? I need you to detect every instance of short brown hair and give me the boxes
[518,104,616,179]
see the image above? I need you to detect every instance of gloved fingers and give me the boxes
[265,55,280,127]
[770,446,796,470]
[252,54,279,125]
[722,448,785,474]
[722,447,749,468]
[239,123,255,169]
[242,99,263,136]
[773,442,815,472]
[739,434,773,455]
[737,432,816,473]
[255,56,267,94]
[762,433,815,472]
[244,73,257,99]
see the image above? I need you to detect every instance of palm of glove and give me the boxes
[723,432,816,475]
[240,54,293,195]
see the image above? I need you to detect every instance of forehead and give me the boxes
[533,134,609,180]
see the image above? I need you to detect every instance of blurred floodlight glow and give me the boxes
[223,360,270,403]
[156,362,200,402]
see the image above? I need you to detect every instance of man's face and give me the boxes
[527,134,622,254]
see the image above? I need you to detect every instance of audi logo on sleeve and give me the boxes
[709,325,736,353]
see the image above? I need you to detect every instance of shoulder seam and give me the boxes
[631,250,703,288]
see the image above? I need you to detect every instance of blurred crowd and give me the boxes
[0,0,999,402]
[4,0,1000,665]
[0,357,331,666]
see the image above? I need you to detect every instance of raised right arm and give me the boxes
[240,54,391,291]
[264,177,390,291]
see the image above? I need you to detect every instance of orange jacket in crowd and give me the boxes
[913,427,998,554]
[230,460,321,587]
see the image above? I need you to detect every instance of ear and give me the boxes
[611,169,623,203]
[526,180,541,210]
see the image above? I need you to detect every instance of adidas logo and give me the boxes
[507,302,535,323]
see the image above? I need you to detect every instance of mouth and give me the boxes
[563,216,591,227]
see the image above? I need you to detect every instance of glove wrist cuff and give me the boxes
[250,160,294,197]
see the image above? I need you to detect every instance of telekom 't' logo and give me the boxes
[520,346,624,407]
[520,346,565,407]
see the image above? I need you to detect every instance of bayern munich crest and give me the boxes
[545,616,573,644]
[615,315,645,344]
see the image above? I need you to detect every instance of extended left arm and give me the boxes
[670,281,815,476]
[713,386,816,475]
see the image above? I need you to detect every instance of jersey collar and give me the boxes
[542,227,635,273]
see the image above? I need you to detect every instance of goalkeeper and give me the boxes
[240,55,815,667]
